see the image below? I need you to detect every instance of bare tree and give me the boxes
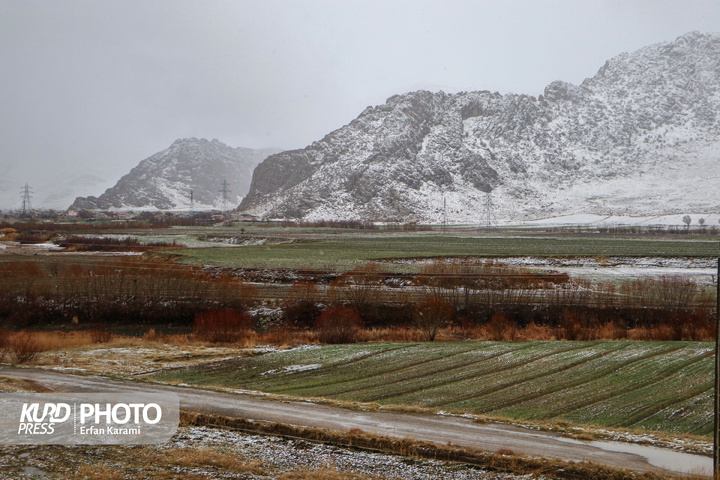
[413,297,454,341]
[682,215,692,229]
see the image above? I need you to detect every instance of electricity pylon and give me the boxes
[20,183,33,215]
[483,192,496,228]
[219,180,231,211]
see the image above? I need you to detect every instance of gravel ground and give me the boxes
[0,426,546,480]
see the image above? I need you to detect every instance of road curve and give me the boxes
[0,366,688,476]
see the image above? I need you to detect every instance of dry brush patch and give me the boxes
[155,446,264,475]
[0,329,97,364]
[57,235,184,252]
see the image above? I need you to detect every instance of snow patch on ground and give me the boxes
[261,364,322,376]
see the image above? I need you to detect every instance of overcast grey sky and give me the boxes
[1,0,719,209]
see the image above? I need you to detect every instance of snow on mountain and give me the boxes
[240,32,720,223]
[70,138,279,211]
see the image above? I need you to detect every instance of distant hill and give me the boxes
[240,32,720,223]
[70,138,280,211]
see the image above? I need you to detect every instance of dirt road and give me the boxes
[0,366,701,476]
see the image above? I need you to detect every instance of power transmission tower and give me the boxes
[442,195,447,233]
[20,183,33,216]
[219,180,231,212]
[482,192,496,228]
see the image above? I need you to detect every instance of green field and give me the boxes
[174,234,720,269]
[153,341,714,436]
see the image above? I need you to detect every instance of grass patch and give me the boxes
[152,341,715,437]
[173,234,720,270]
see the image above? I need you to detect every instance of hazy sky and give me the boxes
[1,0,719,208]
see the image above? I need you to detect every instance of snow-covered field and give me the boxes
[516,213,720,228]
[497,256,718,284]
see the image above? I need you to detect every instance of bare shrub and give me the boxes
[596,320,628,340]
[193,309,253,343]
[327,263,385,315]
[283,281,322,328]
[517,322,555,341]
[90,323,112,344]
[486,312,518,341]
[619,276,699,308]
[142,328,163,342]
[413,297,454,341]
[556,309,588,340]
[7,331,44,364]
[415,263,465,310]
[315,305,363,344]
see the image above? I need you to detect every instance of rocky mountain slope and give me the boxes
[71,138,278,211]
[240,32,720,223]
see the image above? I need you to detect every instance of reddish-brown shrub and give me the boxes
[315,306,363,344]
[596,321,628,340]
[90,323,113,344]
[193,309,253,343]
[517,322,555,341]
[557,309,585,340]
[487,312,518,341]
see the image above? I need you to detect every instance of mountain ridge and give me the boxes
[239,31,720,223]
[70,138,280,211]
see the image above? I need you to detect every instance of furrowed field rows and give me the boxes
[152,341,715,436]
[174,235,720,269]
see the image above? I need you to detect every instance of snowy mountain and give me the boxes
[240,32,720,223]
[71,138,279,211]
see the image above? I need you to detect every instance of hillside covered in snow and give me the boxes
[71,138,279,211]
[239,32,720,223]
